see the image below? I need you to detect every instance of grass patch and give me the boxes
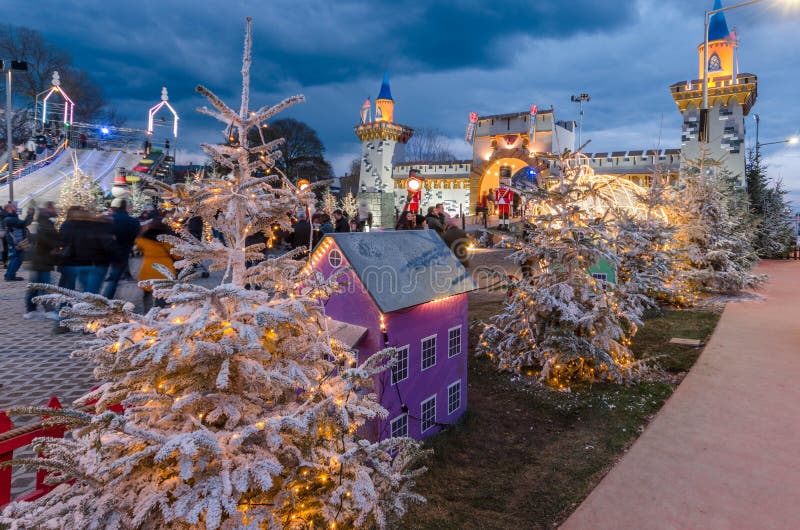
[401,304,720,530]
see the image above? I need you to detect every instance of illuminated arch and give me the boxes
[469,147,548,211]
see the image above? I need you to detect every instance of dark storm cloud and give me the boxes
[5,0,637,89]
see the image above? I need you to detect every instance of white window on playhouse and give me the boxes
[390,413,408,438]
[421,335,437,371]
[448,326,462,358]
[391,345,409,384]
[591,273,607,281]
[447,380,461,414]
[421,395,436,433]
[328,248,343,268]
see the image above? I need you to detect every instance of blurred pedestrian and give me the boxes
[135,217,175,312]
[288,210,311,259]
[3,202,34,281]
[102,198,141,299]
[57,207,114,294]
[24,202,60,319]
[355,199,373,232]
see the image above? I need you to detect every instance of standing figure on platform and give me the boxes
[495,184,513,231]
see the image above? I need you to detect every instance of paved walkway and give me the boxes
[563,260,800,530]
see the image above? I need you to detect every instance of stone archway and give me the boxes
[468,147,547,212]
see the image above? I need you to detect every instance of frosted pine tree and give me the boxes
[319,190,338,217]
[1,19,425,530]
[612,175,690,308]
[340,192,358,219]
[479,155,649,389]
[755,181,795,258]
[128,181,152,216]
[675,152,765,294]
[57,151,106,221]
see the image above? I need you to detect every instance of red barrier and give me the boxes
[0,396,67,508]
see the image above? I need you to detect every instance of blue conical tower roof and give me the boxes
[377,71,393,101]
[708,0,731,41]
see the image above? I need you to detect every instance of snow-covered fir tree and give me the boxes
[1,19,425,530]
[746,151,795,258]
[340,192,358,219]
[127,181,152,216]
[57,151,106,222]
[319,190,338,217]
[675,151,765,294]
[612,174,691,308]
[479,155,649,389]
[755,181,795,258]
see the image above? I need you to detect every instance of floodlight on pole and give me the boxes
[570,93,590,149]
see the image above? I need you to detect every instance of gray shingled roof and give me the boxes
[323,231,477,313]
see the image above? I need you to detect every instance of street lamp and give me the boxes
[758,136,800,149]
[570,93,590,149]
[2,59,29,203]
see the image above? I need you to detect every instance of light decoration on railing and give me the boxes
[40,71,75,126]
[147,86,179,138]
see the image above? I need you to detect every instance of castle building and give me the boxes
[349,1,754,219]
[669,0,757,183]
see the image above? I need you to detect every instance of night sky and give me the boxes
[5,0,800,204]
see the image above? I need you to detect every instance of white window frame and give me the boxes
[421,334,437,371]
[420,394,436,433]
[391,345,409,385]
[390,413,408,438]
[592,273,608,281]
[447,380,461,415]
[447,326,462,358]
[328,248,343,268]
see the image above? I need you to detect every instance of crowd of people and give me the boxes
[3,192,473,329]
[287,199,374,256]
[396,203,471,266]
[1,199,176,330]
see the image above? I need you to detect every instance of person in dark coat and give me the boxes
[333,210,350,233]
[4,203,34,281]
[58,207,114,294]
[319,213,334,236]
[424,206,444,235]
[24,202,60,318]
[288,211,311,259]
[102,199,141,299]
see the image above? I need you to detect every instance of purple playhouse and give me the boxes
[309,230,477,441]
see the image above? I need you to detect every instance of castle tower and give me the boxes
[669,0,757,184]
[353,72,413,228]
[354,72,413,193]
